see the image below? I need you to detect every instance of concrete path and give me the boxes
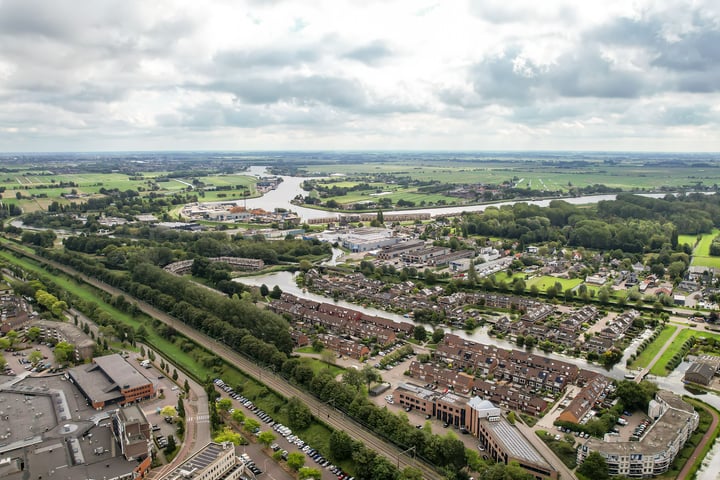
[636,325,684,381]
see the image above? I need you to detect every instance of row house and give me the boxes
[600,310,639,340]
[317,334,370,359]
[408,361,475,394]
[472,379,549,416]
[557,373,611,424]
[521,304,555,323]
[585,335,614,355]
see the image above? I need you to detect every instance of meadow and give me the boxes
[298,160,720,192]
[689,229,720,268]
[629,325,677,370]
[525,276,583,292]
[650,328,720,376]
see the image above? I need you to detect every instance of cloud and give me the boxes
[344,40,393,65]
[0,0,717,151]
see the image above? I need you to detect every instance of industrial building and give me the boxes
[67,353,155,408]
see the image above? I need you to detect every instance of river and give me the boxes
[234,166,673,222]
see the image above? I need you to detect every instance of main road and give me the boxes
[0,240,442,480]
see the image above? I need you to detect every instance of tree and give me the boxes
[243,418,260,433]
[286,452,305,471]
[140,345,146,357]
[160,405,178,418]
[0,355,6,371]
[399,467,424,480]
[172,369,178,381]
[311,339,324,352]
[184,378,190,394]
[329,430,354,460]
[260,284,269,297]
[287,397,312,430]
[258,430,276,447]
[413,325,428,342]
[26,326,41,342]
[578,451,609,480]
[216,398,233,412]
[432,328,445,344]
[299,467,323,480]
[213,427,246,445]
[615,380,658,411]
[54,341,75,363]
[28,350,43,365]
[6,330,18,347]
[177,395,185,418]
[269,285,283,299]
[164,434,176,455]
[231,409,245,424]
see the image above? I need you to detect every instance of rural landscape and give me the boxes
[1,152,720,480]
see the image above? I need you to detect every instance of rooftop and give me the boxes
[162,442,235,480]
[68,353,152,404]
[482,417,550,468]
[583,391,697,456]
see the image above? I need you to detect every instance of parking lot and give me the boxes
[213,378,350,480]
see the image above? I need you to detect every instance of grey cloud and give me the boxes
[344,41,393,64]
[213,48,319,69]
[196,74,420,115]
[229,76,366,108]
[469,47,645,105]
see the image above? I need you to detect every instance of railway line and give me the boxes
[0,240,443,479]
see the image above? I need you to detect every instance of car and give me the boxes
[425,414,431,419]
[443,422,449,428]
[405,406,412,412]
[157,375,165,379]
[171,386,178,391]
[415,424,422,429]
[460,428,469,434]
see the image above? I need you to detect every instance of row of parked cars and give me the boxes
[632,418,652,440]
[214,378,354,480]
[239,452,263,477]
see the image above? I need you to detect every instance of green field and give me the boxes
[525,276,583,292]
[299,160,720,192]
[690,229,720,268]
[0,169,258,214]
[629,325,677,370]
[678,234,699,249]
[650,328,720,376]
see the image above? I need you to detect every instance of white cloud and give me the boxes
[0,0,717,151]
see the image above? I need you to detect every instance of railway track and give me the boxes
[0,240,443,479]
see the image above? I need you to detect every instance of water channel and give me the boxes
[235,270,635,379]
[236,269,720,479]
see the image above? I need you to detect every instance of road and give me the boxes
[0,241,442,480]
[678,403,719,480]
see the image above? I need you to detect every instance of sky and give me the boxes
[0,0,718,152]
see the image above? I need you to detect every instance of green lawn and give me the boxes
[629,325,677,370]
[526,276,583,292]
[691,229,720,268]
[650,328,720,376]
[678,234,699,249]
